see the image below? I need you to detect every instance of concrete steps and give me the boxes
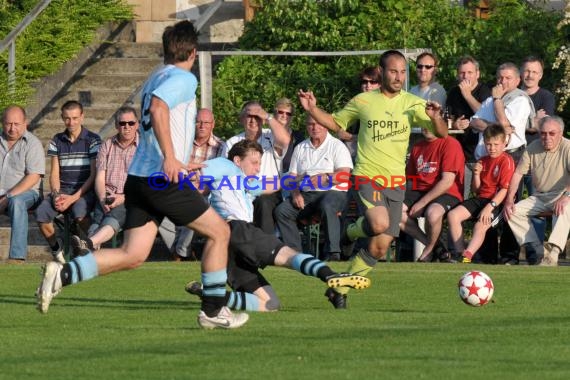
[0,215,174,264]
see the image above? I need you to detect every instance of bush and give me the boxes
[212,0,564,138]
[0,0,133,110]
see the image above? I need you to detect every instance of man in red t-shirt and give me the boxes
[400,128,465,262]
[447,124,514,263]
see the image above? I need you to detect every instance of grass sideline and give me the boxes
[1,262,570,380]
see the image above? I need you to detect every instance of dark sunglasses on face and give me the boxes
[417,64,435,70]
[277,110,292,116]
[361,79,379,85]
[540,131,558,137]
[118,121,137,127]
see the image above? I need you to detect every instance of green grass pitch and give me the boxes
[1,262,570,380]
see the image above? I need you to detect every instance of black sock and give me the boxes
[61,264,72,286]
[50,241,60,252]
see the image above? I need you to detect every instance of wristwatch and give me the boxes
[490,201,497,208]
[563,190,570,197]
[6,192,13,199]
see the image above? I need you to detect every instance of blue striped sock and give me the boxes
[291,253,326,277]
[69,253,98,284]
[227,291,260,311]
[201,269,227,298]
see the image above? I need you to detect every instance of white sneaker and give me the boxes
[52,237,66,264]
[197,306,249,329]
[37,262,64,313]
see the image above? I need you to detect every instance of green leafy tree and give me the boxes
[212,0,564,138]
[0,0,132,110]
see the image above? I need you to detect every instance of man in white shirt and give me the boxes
[224,101,290,234]
[470,62,536,265]
[274,115,353,261]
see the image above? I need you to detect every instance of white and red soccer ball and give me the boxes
[458,271,494,307]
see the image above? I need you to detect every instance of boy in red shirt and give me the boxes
[447,124,515,263]
[400,128,465,262]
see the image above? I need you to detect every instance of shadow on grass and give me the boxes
[0,293,194,310]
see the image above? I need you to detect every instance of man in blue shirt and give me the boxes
[35,100,101,263]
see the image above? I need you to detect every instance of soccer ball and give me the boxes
[458,271,494,307]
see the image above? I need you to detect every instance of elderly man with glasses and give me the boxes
[71,106,139,256]
[503,116,570,266]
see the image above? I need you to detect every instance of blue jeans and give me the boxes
[6,190,41,259]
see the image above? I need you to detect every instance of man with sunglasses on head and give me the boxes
[70,106,139,257]
[298,50,448,308]
[503,116,570,267]
[224,101,291,234]
[410,52,447,107]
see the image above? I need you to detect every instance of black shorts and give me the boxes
[404,190,461,215]
[461,198,502,221]
[227,253,270,293]
[123,175,209,230]
[226,220,286,292]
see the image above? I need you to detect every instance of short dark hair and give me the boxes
[115,106,138,124]
[521,55,544,70]
[359,66,381,82]
[162,20,199,64]
[228,139,263,161]
[456,55,480,71]
[61,100,83,115]
[379,50,406,70]
[416,52,439,67]
[483,124,506,142]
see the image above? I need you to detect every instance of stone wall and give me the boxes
[125,0,244,44]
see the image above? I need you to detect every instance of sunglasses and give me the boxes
[118,121,137,127]
[361,79,379,85]
[196,121,212,125]
[417,64,435,70]
[277,110,292,116]
[540,131,559,137]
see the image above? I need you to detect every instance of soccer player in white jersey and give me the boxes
[36,20,247,329]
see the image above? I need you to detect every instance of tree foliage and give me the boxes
[212,0,564,138]
[0,0,133,110]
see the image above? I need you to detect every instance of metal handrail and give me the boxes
[0,0,52,91]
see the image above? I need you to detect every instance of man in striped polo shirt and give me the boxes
[36,100,101,263]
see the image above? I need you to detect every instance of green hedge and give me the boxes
[212,0,565,138]
[0,0,133,110]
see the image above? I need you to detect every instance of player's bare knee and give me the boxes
[370,219,388,235]
[264,298,281,311]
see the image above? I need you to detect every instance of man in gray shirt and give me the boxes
[0,105,45,263]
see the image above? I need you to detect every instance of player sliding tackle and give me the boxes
[184,139,370,311]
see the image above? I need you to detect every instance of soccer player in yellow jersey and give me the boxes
[298,50,449,308]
